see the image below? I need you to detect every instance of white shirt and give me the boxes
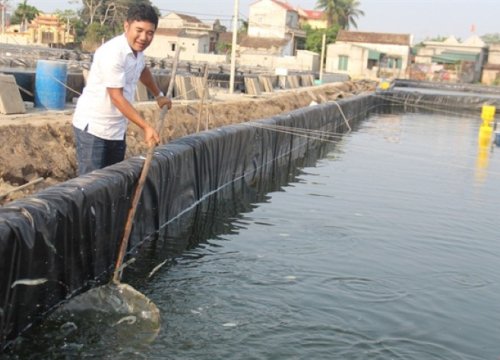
[73,34,145,140]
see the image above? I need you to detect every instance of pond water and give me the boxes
[5,109,500,359]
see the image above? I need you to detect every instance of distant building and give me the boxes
[246,0,306,56]
[29,13,74,45]
[414,35,487,82]
[146,13,213,58]
[482,43,500,85]
[0,13,73,46]
[326,30,412,79]
[297,8,327,30]
[145,4,319,72]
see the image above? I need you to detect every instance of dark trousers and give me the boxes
[73,126,126,176]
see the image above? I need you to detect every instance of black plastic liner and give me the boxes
[378,80,500,114]
[0,94,377,349]
[393,79,500,95]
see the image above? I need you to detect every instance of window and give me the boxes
[395,58,402,69]
[367,59,378,70]
[170,43,176,51]
[338,55,349,71]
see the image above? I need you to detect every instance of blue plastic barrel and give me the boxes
[34,60,68,110]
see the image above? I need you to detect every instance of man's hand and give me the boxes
[144,125,160,148]
[156,96,172,109]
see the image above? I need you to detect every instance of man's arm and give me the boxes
[139,67,172,109]
[107,87,160,147]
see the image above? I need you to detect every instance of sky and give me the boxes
[9,0,500,43]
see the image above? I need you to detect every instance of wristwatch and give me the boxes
[155,91,164,100]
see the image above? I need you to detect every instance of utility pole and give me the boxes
[319,32,326,83]
[1,0,6,35]
[229,0,239,94]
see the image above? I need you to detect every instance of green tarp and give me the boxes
[432,51,478,64]
[368,49,381,60]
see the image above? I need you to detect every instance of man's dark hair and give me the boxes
[127,4,159,29]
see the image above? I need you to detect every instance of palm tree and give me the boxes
[336,0,364,30]
[315,0,364,29]
[315,0,337,27]
[11,0,39,30]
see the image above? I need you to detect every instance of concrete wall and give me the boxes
[248,0,287,39]
[325,43,364,77]
[146,34,211,58]
[178,52,228,63]
[146,46,318,72]
[0,34,31,45]
[238,50,319,72]
[488,44,500,65]
[481,70,500,85]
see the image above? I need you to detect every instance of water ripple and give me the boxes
[341,337,477,360]
[322,276,408,303]
[431,271,492,289]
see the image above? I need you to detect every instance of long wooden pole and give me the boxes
[319,32,326,83]
[112,46,181,283]
[0,177,43,200]
[229,0,239,94]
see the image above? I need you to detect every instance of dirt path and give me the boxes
[0,80,375,204]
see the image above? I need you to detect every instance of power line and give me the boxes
[158,8,234,20]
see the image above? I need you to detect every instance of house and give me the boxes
[146,4,318,72]
[246,0,306,56]
[414,35,488,83]
[297,8,327,30]
[158,13,210,30]
[147,27,211,58]
[325,30,412,79]
[146,13,213,58]
[0,13,73,46]
[29,13,74,45]
[482,43,500,85]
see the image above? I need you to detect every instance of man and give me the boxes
[73,4,171,175]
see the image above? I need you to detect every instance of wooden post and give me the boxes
[197,63,209,132]
[229,0,239,94]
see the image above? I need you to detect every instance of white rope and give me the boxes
[330,99,352,131]
[373,92,493,120]
[124,96,500,287]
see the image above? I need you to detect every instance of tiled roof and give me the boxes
[217,32,233,43]
[239,35,288,49]
[155,28,207,39]
[156,28,183,36]
[172,13,203,23]
[337,30,411,46]
[271,0,296,11]
[301,9,324,20]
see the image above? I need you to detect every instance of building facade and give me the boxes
[326,30,412,80]
[414,35,488,83]
[246,0,305,56]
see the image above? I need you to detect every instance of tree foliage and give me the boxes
[77,0,158,50]
[315,0,364,30]
[54,9,86,42]
[336,0,364,30]
[481,33,500,44]
[303,24,340,53]
[10,0,39,26]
